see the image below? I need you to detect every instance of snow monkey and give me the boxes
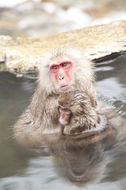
[58,91,98,135]
[13,47,126,147]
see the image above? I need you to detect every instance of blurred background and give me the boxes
[0,0,126,38]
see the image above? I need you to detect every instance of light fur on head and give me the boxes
[38,47,95,96]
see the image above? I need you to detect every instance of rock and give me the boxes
[0,20,126,76]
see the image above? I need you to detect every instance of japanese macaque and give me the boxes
[13,47,126,148]
[58,91,98,135]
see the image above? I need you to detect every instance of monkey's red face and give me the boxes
[50,61,73,91]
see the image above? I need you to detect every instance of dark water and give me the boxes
[0,55,126,190]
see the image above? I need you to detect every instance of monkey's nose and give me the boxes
[59,75,64,80]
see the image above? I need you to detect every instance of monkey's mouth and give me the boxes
[60,85,72,91]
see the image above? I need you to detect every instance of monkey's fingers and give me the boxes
[70,126,85,134]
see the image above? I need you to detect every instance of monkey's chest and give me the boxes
[45,97,59,124]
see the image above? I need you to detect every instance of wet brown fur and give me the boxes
[13,47,126,148]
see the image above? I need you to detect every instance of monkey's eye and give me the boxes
[60,61,72,69]
[50,64,59,72]
[62,62,68,67]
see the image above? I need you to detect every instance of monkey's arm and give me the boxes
[13,105,59,147]
[13,90,61,147]
[13,108,44,148]
[69,116,87,134]
[69,109,98,135]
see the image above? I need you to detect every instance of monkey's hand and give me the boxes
[70,115,97,135]
[69,117,86,134]
[70,124,85,134]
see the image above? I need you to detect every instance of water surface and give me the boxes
[0,55,126,190]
